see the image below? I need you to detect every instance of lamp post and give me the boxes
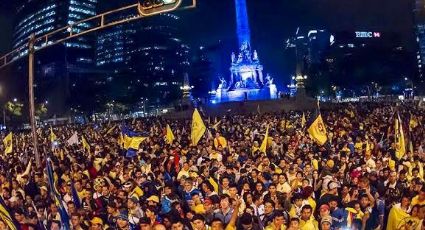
[28,34,40,167]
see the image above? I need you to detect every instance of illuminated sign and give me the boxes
[355,31,381,38]
[138,0,182,16]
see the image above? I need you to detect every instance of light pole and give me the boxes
[29,34,40,167]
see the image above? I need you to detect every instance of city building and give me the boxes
[286,28,415,97]
[14,0,97,64]
[12,0,99,115]
[95,1,191,106]
[413,0,425,85]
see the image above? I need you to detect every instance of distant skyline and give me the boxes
[0,0,416,85]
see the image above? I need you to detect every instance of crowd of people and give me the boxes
[0,101,424,230]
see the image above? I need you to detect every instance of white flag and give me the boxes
[67,132,79,145]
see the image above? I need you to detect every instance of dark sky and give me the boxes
[176,0,415,86]
[0,0,416,85]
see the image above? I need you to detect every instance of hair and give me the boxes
[240,212,253,225]
[219,194,230,201]
[301,205,313,212]
[191,214,205,222]
[264,199,275,208]
[290,217,300,223]
[274,210,286,219]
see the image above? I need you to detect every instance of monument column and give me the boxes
[235,0,251,47]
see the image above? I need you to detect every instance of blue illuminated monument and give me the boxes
[213,0,278,103]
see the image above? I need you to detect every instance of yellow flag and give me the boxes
[395,113,406,159]
[307,113,328,145]
[50,127,57,143]
[409,115,418,130]
[128,137,146,150]
[123,135,132,150]
[166,124,175,144]
[2,132,12,154]
[191,108,206,146]
[0,201,18,230]
[301,112,306,128]
[259,125,269,153]
[81,136,90,154]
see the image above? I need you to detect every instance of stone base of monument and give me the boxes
[213,86,277,103]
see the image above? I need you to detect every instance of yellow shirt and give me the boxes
[214,137,227,149]
[177,169,190,180]
[307,197,317,213]
[191,204,206,214]
[300,218,318,230]
[265,223,286,230]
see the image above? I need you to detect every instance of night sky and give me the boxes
[0,0,416,86]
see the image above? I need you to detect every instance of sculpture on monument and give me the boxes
[213,0,278,103]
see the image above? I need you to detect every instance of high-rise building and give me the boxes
[12,0,98,114]
[95,1,190,105]
[14,0,97,63]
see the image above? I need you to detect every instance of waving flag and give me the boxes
[191,109,206,146]
[3,132,13,154]
[0,197,18,230]
[47,158,70,229]
[307,104,328,146]
[165,124,175,144]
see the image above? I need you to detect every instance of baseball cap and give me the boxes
[147,195,160,203]
[321,216,332,224]
[91,217,103,225]
[328,181,340,190]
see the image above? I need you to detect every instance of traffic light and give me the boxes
[138,0,182,16]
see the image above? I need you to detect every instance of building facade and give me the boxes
[95,1,190,106]
[13,0,98,115]
[286,28,415,97]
